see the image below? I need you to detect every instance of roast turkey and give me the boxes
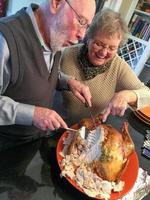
[67,116,134,182]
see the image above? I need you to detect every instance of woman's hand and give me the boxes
[102,90,137,122]
[67,78,92,107]
[33,107,68,131]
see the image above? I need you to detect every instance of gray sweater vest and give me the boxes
[0,5,59,142]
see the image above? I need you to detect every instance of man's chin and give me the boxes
[50,45,62,53]
[50,39,65,52]
[62,43,69,47]
[62,42,72,47]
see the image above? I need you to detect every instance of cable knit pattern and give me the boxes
[60,44,150,124]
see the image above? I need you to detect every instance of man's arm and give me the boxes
[58,71,92,107]
[0,33,34,126]
[0,34,68,130]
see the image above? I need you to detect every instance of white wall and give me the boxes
[104,0,123,12]
[7,0,43,15]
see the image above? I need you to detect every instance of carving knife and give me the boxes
[85,102,97,129]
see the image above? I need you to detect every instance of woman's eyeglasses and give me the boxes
[65,0,89,29]
[92,41,118,54]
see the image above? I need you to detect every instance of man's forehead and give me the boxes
[73,0,96,15]
[67,0,95,24]
[73,0,96,7]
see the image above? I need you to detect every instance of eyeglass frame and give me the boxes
[65,0,89,29]
[92,40,119,54]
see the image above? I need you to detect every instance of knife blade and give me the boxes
[85,102,97,129]
[45,127,78,138]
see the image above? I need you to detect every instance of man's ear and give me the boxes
[51,0,64,14]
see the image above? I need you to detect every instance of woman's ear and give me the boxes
[50,0,63,14]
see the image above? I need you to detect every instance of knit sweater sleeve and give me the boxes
[115,55,150,109]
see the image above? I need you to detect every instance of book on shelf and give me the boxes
[140,22,149,39]
[133,18,145,36]
[129,13,139,31]
[143,23,150,41]
[129,12,150,40]
[130,16,143,36]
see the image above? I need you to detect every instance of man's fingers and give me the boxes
[56,115,68,129]
[68,79,92,107]
[75,91,85,103]
[82,86,92,107]
[33,107,68,131]
[83,93,92,107]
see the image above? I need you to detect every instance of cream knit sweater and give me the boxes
[59,44,150,124]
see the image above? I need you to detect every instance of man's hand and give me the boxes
[102,90,137,122]
[67,78,92,107]
[33,107,68,131]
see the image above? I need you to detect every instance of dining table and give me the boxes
[0,108,149,200]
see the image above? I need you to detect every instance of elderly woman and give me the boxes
[58,8,150,125]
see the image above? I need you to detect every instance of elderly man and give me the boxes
[0,0,96,150]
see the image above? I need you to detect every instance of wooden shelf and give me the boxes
[135,9,150,17]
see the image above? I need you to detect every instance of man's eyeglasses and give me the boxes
[65,0,89,29]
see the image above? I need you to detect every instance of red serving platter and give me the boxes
[134,111,150,125]
[138,106,150,119]
[56,124,139,200]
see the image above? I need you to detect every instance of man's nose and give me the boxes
[76,28,86,41]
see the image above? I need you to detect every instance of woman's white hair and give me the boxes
[86,8,129,46]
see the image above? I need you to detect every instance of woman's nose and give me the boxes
[100,47,108,56]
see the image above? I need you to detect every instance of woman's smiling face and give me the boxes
[87,31,121,66]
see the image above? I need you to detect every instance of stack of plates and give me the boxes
[134,106,150,125]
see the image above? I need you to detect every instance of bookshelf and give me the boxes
[118,0,150,76]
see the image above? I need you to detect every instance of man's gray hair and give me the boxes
[86,8,129,46]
